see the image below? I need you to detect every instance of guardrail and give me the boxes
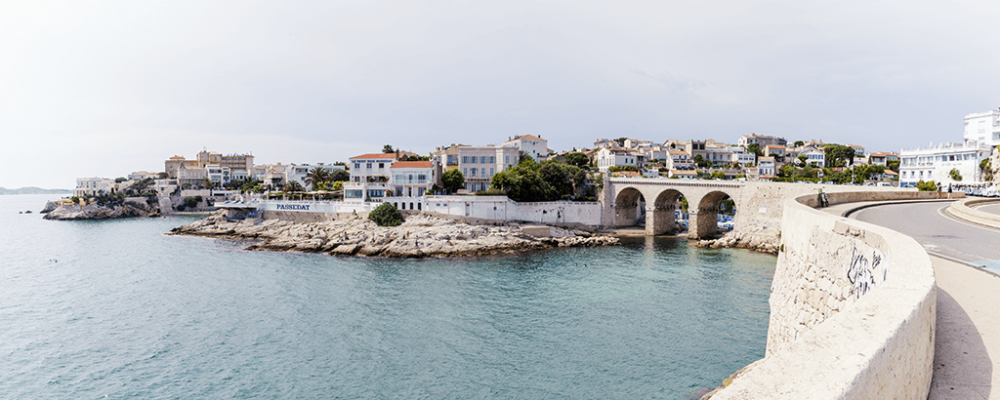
[946,198,1000,229]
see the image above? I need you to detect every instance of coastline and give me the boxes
[169,210,621,258]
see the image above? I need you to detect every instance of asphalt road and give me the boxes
[852,201,1000,270]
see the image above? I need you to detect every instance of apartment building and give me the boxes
[595,148,642,172]
[899,109,998,187]
[390,161,437,198]
[75,177,114,197]
[459,146,520,192]
[738,133,787,148]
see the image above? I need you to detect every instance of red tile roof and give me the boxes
[350,153,400,160]
[390,161,433,169]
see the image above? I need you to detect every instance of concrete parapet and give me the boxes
[946,198,1000,230]
[710,193,936,400]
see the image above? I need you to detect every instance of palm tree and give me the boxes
[304,167,330,190]
[283,181,304,193]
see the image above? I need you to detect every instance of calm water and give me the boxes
[0,195,774,399]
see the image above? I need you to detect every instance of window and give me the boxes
[479,156,487,164]
[354,163,360,169]
[505,155,510,164]
[470,168,477,177]
[480,168,485,177]
[463,168,468,176]
[379,163,384,169]
[367,163,372,169]
[462,156,468,164]
[489,156,495,163]
[489,168,494,177]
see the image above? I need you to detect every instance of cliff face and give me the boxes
[43,201,160,220]
[989,147,1000,185]
[170,211,619,258]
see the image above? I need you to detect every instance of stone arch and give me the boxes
[613,187,645,228]
[647,188,685,235]
[692,190,735,239]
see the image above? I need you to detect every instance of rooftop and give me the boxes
[390,161,433,169]
[350,153,401,160]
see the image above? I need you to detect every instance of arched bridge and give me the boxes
[601,178,745,239]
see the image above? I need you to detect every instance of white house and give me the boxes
[737,133,787,148]
[389,161,437,198]
[757,156,776,178]
[345,153,400,202]
[503,135,549,161]
[666,150,694,170]
[596,148,641,172]
[75,177,114,197]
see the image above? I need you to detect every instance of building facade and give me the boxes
[503,135,549,161]
[458,146,520,192]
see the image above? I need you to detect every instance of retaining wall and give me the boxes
[946,198,1000,229]
[710,192,936,400]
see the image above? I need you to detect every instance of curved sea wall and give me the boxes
[947,197,1000,229]
[710,192,936,399]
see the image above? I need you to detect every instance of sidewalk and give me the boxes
[821,199,1000,399]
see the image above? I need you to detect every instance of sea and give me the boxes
[0,194,774,400]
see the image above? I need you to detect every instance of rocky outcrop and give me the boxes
[696,229,780,254]
[170,212,620,258]
[43,201,160,220]
[40,201,61,214]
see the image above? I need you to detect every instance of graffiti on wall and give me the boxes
[847,247,889,299]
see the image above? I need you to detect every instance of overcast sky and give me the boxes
[2,0,998,189]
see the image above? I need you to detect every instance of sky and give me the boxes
[2,0,999,189]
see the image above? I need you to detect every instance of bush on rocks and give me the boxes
[369,202,404,227]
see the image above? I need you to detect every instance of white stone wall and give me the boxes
[710,193,936,400]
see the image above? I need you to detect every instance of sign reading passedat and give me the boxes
[276,204,310,211]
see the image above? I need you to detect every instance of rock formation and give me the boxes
[170,212,620,258]
[695,228,780,254]
[43,200,160,220]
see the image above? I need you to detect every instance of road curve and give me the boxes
[852,201,1000,270]
[851,200,1000,399]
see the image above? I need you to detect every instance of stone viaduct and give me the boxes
[601,177,745,238]
[600,177,903,239]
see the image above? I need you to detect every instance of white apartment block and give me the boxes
[964,109,1000,146]
[503,135,549,161]
[459,146,520,192]
[251,163,291,188]
[899,109,998,187]
[900,142,990,187]
[75,177,114,197]
[595,148,641,172]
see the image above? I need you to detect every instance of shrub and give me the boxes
[369,202,404,227]
[70,196,80,204]
[916,180,937,191]
[949,168,962,182]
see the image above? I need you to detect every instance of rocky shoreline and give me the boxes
[696,230,780,254]
[43,201,161,220]
[169,211,620,258]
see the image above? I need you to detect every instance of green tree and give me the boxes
[383,144,395,153]
[305,167,330,189]
[115,177,126,183]
[565,152,589,168]
[157,172,168,179]
[369,202,404,226]
[442,169,465,193]
[710,171,726,180]
[886,159,900,173]
[746,143,763,157]
[329,169,350,182]
[797,154,808,166]
[282,181,303,193]
[823,144,856,168]
[794,140,805,147]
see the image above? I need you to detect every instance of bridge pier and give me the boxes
[688,208,720,239]
[646,205,676,235]
[614,203,640,228]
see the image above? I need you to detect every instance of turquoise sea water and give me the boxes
[0,195,774,399]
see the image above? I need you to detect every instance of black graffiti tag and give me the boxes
[847,248,883,299]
